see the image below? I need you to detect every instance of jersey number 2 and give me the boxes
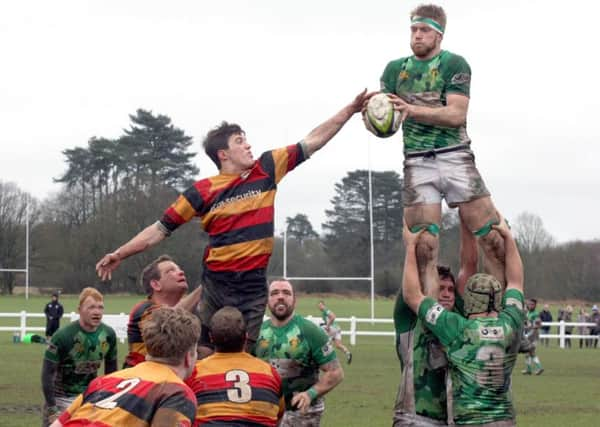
[225,370,251,403]
[95,378,141,409]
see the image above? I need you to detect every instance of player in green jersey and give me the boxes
[255,279,344,427]
[393,218,478,426]
[41,287,118,427]
[317,300,352,364]
[378,4,505,298]
[520,298,544,375]
[402,216,525,426]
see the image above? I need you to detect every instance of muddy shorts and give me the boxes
[468,420,515,427]
[403,148,490,208]
[280,398,325,427]
[393,411,447,426]
[42,395,76,427]
[326,326,342,341]
[518,336,537,354]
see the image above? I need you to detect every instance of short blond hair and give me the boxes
[411,4,447,32]
[142,307,200,364]
[78,287,103,307]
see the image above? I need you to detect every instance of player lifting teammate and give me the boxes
[402,216,525,426]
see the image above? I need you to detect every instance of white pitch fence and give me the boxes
[0,311,129,343]
[1,312,597,349]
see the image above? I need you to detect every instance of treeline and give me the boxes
[1,110,599,300]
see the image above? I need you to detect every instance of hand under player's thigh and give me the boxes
[404,204,442,297]
[459,196,506,285]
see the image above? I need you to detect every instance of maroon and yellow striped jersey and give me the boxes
[160,144,307,279]
[58,361,197,427]
[185,351,284,426]
[123,300,157,368]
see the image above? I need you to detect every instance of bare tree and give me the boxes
[512,211,555,253]
[0,181,37,294]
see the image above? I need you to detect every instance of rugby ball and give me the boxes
[363,93,401,138]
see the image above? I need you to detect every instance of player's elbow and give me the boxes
[448,115,466,127]
[407,294,422,314]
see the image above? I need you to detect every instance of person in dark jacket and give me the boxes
[44,292,64,340]
[539,304,553,347]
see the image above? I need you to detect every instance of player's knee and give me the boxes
[415,231,439,266]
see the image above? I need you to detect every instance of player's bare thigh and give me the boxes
[458,196,497,230]
[404,204,442,229]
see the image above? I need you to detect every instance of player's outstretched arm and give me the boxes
[388,92,468,128]
[175,285,203,313]
[457,215,479,296]
[95,222,167,281]
[402,220,426,313]
[303,89,375,156]
[291,359,344,412]
[493,216,524,293]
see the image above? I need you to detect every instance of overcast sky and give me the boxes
[1,0,598,243]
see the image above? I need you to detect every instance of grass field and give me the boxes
[0,295,598,426]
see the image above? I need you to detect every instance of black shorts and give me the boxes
[198,271,267,349]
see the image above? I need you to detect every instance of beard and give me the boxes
[410,40,437,58]
[270,302,294,321]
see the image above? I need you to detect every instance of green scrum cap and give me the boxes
[463,273,502,316]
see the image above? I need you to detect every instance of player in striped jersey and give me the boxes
[51,307,200,427]
[96,90,372,357]
[186,306,284,426]
[124,255,202,368]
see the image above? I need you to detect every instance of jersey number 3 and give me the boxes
[226,370,252,403]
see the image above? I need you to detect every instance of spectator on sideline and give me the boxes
[539,304,552,347]
[563,305,573,348]
[590,305,600,348]
[44,292,64,341]
[576,307,590,349]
